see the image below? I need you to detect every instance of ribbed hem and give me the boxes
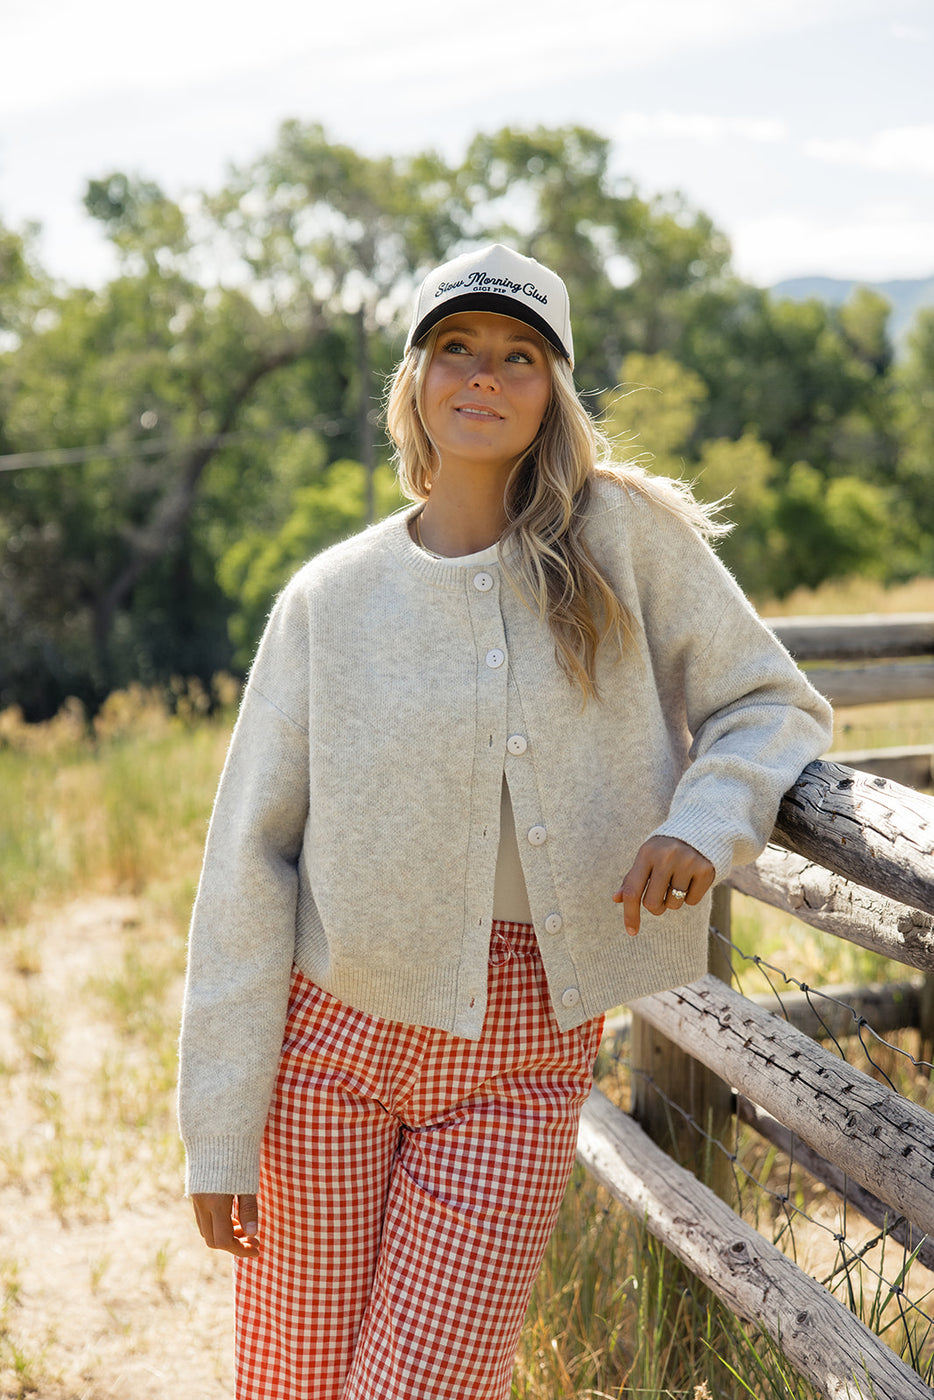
[184,1134,262,1197]
[570,904,710,1026]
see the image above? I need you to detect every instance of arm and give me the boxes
[613,499,832,928]
[178,584,311,1202]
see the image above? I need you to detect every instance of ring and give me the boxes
[669,887,688,901]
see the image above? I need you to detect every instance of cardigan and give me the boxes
[178,475,833,1194]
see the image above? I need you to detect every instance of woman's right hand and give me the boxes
[191,1193,261,1258]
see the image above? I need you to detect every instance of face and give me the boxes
[420,312,552,478]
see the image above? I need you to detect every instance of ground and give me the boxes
[0,896,235,1399]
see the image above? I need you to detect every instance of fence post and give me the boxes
[630,883,734,1200]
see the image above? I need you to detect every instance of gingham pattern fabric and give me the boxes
[234,921,603,1399]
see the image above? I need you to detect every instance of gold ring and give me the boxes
[670,887,688,901]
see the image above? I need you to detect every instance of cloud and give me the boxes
[614,111,787,146]
[805,126,934,177]
[0,0,856,114]
[731,207,934,284]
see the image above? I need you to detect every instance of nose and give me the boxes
[469,350,500,389]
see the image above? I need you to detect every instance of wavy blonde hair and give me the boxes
[385,332,727,700]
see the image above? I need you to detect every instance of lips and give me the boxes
[455,403,504,420]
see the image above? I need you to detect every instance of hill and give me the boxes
[770,274,934,350]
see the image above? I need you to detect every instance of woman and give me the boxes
[179,243,832,1399]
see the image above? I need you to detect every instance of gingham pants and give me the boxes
[234,921,603,1400]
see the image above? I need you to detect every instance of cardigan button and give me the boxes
[527,825,547,846]
[485,648,505,669]
[561,987,581,1009]
[544,912,563,935]
[473,571,494,592]
[506,734,528,755]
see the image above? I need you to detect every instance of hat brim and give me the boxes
[408,292,572,363]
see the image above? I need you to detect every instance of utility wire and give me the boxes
[0,418,352,472]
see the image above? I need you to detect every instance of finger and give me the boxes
[192,1194,259,1258]
[613,849,653,936]
[664,877,692,909]
[640,863,676,917]
[682,863,715,905]
[235,1194,259,1240]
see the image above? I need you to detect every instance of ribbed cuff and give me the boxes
[652,806,743,884]
[183,1134,262,1197]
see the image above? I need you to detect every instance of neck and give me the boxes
[414,473,510,558]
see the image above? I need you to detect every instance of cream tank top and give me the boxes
[419,536,533,925]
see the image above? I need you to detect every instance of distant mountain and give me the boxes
[769,274,934,351]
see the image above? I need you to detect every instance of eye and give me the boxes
[440,338,470,355]
[506,349,535,364]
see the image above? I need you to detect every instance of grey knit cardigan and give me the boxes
[178,476,832,1194]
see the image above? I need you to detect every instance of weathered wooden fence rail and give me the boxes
[576,615,934,1400]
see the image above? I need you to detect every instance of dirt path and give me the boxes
[1,896,235,1398]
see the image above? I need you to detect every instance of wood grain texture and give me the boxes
[729,845,934,972]
[578,1087,932,1400]
[768,614,934,661]
[772,760,934,917]
[629,974,934,1240]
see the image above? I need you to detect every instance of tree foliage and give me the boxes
[0,123,930,716]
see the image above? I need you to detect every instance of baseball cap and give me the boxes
[405,243,574,368]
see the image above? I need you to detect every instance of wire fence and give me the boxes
[596,922,934,1382]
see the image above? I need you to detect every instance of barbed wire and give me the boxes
[599,1054,934,1362]
[714,925,934,1081]
[597,924,934,1375]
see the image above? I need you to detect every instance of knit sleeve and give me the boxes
[629,499,833,879]
[178,582,311,1195]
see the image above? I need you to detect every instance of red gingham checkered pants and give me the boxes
[234,921,603,1399]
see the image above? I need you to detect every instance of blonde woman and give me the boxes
[179,244,832,1399]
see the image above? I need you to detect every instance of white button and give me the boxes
[561,987,581,1009]
[507,734,528,756]
[485,648,505,669]
[473,571,494,592]
[527,825,547,846]
[544,913,563,935]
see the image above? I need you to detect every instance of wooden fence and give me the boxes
[576,614,934,1400]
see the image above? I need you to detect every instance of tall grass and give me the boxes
[3,577,933,1397]
[0,677,237,930]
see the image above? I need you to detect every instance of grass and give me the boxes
[1,578,933,1396]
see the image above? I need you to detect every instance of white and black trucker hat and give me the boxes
[405,243,574,368]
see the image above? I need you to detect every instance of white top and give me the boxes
[414,537,532,924]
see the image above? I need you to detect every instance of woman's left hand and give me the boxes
[613,836,715,937]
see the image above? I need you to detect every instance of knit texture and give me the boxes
[178,475,832,1193]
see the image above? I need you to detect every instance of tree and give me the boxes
[603,352,707,477]
[208,121,466,521]
[893,308,934,572]
[0,176,329,713]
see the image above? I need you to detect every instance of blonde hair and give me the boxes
[385,334,727,700]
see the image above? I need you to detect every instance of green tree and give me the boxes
[218,457,404,666]
[0,176,331,713]
[209,121,465,521]
[893,308,934,572]
[604,352,707,477]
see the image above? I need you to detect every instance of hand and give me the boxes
[613,836,715,937]
[191,1193,261,1258]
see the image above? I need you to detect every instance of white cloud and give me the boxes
[805,126,934,176]
[731,207,934,284]
[0,0,858,115]
[614,111,787,146]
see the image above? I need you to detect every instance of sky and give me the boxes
[2,0,933,290]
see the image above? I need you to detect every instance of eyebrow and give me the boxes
[439,323,542,347]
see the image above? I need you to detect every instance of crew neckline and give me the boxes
[384,505,515,586]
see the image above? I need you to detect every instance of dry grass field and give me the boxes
[2,575,933,1397]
